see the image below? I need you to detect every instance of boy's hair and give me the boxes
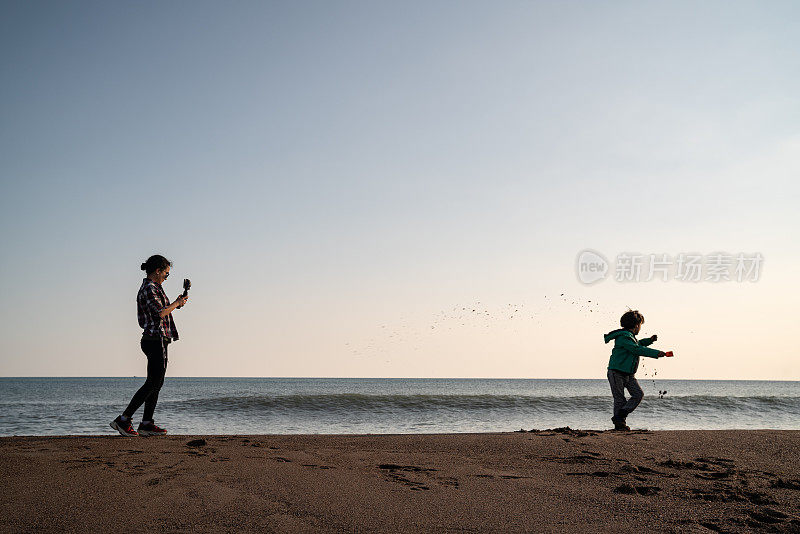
[620,309,645,329]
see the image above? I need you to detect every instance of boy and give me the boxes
[604,309,667,431]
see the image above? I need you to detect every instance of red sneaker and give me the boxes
[110,416,138,437]
[137,421,167,436]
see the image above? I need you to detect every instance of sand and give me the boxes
[1,429,799,533]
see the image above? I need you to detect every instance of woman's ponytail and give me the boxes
[141,255,172,275]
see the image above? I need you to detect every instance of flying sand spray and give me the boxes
[643,351,674,398]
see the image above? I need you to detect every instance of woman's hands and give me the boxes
[159,295,189,318]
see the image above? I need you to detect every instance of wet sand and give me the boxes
[1,429,799,532]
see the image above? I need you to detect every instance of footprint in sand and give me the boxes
[659,458,736,481]
[62,456,101,464]
[301,463,335,470]
[694,456,735,466]
[146,474,177,486]
[377,464,436,491]
[541,454,606,464]
[436,476,459,488]
[697,520,726,532]
[747,508,788,525]
[744,508,799,531]
[770,478,800,490]
[617,464,677,479]
[619,464,656,474]
[240,439,271,448]
[613,483,660,496]
[694,470,735,480]
[659,459,702,470]
[686,487,777,505]
[566,471,611,477]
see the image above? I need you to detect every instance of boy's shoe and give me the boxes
[137,421,167,436]
[611,415,630,431]
[110,416,138,437]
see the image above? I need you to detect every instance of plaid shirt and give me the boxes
[137,278,179,341]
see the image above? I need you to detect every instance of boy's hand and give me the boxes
[651,334,658,341]
[658,351,666,357]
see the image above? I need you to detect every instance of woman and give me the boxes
[110,254,189,437]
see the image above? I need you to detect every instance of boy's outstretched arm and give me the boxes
[618,336,663,358]
[640,335,656,347]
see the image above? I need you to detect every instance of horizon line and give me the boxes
[1,376,798,382]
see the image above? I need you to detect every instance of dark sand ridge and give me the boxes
[2,429,799,532]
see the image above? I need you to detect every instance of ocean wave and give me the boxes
[164,393,800,415]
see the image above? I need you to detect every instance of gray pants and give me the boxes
[607,369,643,420]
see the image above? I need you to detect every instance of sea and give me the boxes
[1,378,798,436]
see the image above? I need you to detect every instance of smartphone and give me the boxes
[177,279,191,308]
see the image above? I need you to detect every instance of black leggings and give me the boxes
[123,338,169,421]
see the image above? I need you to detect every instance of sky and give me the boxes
[1,1,798,379]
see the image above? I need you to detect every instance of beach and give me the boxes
[1,429,799,533]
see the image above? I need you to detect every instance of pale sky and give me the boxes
[1,1,798,379]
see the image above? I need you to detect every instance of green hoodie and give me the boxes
[604,328,662,375]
